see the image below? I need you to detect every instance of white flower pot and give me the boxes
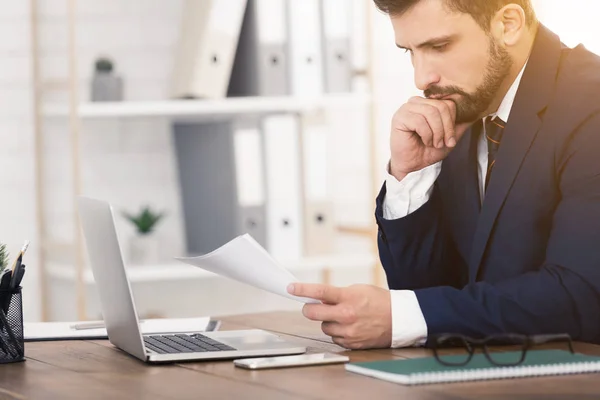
[128,234,159,266]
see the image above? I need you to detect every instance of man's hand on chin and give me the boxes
[287,283,392,350]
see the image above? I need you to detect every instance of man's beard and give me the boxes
[424,38,514,123]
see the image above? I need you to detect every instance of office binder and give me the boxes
[173,117,266,255]
[171,0,247,99]
[321,0,353,93]
[301,112,334,256]
[228,0,290,96]
[287,0,325,96]
[262,114,303,261]
[232,118,267,247]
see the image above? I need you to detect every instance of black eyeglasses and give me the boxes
[431,333,574,367]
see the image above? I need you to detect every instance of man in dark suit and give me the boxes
[287,0,600,349]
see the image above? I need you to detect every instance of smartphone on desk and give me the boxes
[234,352,350,370]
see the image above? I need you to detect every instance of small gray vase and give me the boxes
[91,72,123,102]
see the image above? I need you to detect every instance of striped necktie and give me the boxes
[484,116,506,190]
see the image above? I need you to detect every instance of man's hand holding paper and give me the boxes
[287,282,393,349]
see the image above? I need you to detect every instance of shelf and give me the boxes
[47,252,377,284]
[43,93,371,120]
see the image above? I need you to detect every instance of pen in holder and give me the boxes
[0,287,25,363]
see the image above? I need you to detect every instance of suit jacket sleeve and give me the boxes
[375,182,465,291]
[414,113,600,343]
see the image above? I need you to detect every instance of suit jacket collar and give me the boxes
[468,24,563,282]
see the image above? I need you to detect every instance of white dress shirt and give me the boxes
[383,64,527,348]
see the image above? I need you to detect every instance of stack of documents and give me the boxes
[176,234,318,303]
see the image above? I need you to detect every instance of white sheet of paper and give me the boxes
[175,234,318,303]
[24,317,212,341]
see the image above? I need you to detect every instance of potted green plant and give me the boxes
[123,206,165,266]
[91,56,123,102]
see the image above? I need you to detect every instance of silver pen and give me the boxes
[70,321,105,330]
[71,320,149,330]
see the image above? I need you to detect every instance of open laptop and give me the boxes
[77,196,306,363]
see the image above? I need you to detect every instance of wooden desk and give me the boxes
[2,312,600,399]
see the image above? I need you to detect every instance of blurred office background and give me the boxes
[0,0,596,323]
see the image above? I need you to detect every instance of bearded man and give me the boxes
[288,0,600,349]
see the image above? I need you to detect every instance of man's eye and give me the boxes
[403,48,413,55]
[432,43,449,52]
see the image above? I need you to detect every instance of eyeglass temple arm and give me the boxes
[529,334,574,353]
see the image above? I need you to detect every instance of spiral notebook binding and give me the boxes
[410,361,600,385]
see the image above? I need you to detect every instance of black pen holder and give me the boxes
[0,287,25,363]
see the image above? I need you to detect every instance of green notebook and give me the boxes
[345,350,600,385]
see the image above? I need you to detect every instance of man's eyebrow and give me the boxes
[396,34,457,51]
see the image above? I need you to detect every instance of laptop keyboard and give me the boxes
[143,334,236,354]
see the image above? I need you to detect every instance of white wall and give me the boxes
[0,2,39,321]
[534,0,600,55]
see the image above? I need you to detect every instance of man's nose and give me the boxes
[413,59,441,92]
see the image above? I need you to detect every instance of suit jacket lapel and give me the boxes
[468,25,563,282]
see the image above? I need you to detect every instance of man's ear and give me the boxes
[491,4,527,47]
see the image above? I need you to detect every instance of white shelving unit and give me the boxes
[31,1,382,321]
[44,94,371,119]
[47,252,377,284]
[46,252,377,321]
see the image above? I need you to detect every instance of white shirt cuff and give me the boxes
[383,161,442,220]
[389,290,428,348]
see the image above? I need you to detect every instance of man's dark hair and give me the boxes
[373,0,537,31]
